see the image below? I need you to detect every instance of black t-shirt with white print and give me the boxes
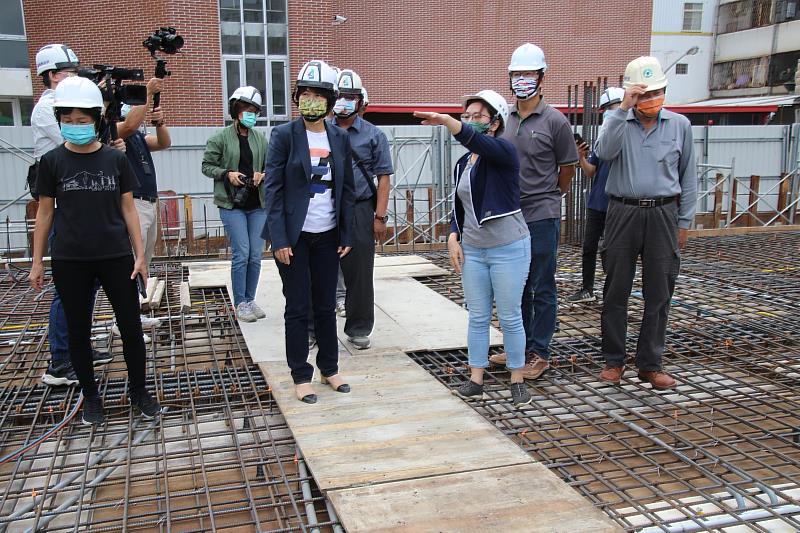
[37,144,139,261]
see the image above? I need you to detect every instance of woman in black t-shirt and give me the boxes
[28,76,162,426]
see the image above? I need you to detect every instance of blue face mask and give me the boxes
[333,98,358,117]
[60,123,96,145]
[239,111,257,129]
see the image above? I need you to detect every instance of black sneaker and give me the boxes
[82,395,106,425]
[92,349,113,367]
[130,388,163,419]
[510,382,532,407]
[42,361,79,387]
[566,288,596,303]
[451,380,485,400]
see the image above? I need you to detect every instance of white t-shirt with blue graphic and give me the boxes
[302,130,336,233]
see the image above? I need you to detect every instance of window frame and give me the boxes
[675,63,689,75]
[682,2,704,32]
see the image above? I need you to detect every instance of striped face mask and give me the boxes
[510,76,539,99]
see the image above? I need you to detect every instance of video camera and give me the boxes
[78,64,147,106]
[143,27,185,122]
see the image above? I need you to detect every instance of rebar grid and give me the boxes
[0,263,339,532]
[412,232,800,532]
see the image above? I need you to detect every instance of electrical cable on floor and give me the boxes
[0,392,83,465]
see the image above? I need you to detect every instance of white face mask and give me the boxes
[333,97,357,117]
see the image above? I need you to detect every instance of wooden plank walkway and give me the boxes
[187,257,622,532]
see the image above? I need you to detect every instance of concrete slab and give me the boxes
[328,463,623,533]
[258,355,533,492]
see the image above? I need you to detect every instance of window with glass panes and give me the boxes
[219,0,289,123]
[682,2,703,32]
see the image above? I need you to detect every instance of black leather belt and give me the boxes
[610,195,677,208]
[133,195,158,203]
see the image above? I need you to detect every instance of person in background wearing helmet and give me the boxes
[414,90,532,408]
[566,87,626,304]
[31,44,120,387]
[28,76,162,425]
[106,78,171,339]
[358,86,368,117]
[262,59,355,404]
[595,57,697,390]
[202,86,268,323]
[330,69,393,350]
[489,43,578,380]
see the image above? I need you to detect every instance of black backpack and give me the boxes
[27,161,39,201]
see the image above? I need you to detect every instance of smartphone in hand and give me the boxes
[135,273,147,298]
[573,133,585,145]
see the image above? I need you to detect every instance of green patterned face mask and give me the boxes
[466,121,490,134]
[298,97,328,121]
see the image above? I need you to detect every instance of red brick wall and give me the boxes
[329,0,652,107]
[23,0,651,125]
[22,0,223,126]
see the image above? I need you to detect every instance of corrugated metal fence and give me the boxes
[1,123,798,256]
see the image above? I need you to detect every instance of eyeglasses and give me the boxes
[460,113,490,121]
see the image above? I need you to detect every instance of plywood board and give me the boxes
[258,355,532,491]
[328,463,623,533]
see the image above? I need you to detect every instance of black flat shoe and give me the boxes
[321,374,350,393]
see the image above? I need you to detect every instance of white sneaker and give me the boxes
[140,315,162,328]
[236,302,257,323]
[248,301,266,319]
[111,323,151,343]
[336,301,346,317]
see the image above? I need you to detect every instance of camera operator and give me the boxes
[110,77,171,333]
[201,86,268,323]
[32,44,126,387]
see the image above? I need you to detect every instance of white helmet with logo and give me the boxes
[361,86,369,108]
[508,43,547,73]
[463,89,509,127]
[336,69,363,97]
[229,86,262,108]
[599,87,626,109]
[36,44,79,75]
[54,76,103,110]
[623,56,667,91]
[296,59,338,95]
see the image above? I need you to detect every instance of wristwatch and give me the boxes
[375,213,389,223]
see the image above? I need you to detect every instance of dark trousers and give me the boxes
[600,200,681,371]
[581,208,607,291]
[52,255,146,398]
[276,229,340,384]
[522,218,560,359]
[340,199,375,337]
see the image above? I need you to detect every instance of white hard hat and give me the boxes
[623,56,667,91]
[229,86,263,109]
[336,69,363,97]
[508,43,547,73]
[296,59,338,95]
[36,44,79,75]
[361,86,369,107]
[53,76,103,109]
[599,87,626,109]
[463,89,509,127]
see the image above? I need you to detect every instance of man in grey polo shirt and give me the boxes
[331,69,393,350]
[489,43,578,379]
[595,56,697,390]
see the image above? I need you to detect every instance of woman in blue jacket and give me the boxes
[415,90,531,407]
[263,60,356,404]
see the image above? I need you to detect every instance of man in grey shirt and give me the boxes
[594,56,697,390]
[489,43,578,380]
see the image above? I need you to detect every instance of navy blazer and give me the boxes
[262,118,356,250]
[450,123,522,236]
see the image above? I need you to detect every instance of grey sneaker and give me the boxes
[336,301,346,317]
[82,395,106,425]
[347,335,371,350]
[510,382,532,407]
[248,301,266,319]
[92,349,113,366]
[566,288,595,303]
[42,360,79,386]
[452,380,485,400]
[236,302,257,322]
[130,388,163,419]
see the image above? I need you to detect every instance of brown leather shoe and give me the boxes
[637,370,677,390]
[488,352,507,365]
[521,355,550,380]
[599,366,626,384]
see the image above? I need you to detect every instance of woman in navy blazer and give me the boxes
[262,60,356,404]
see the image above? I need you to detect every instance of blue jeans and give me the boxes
[522,218,560,360]
[48,229,98,363]
[462,237,531,370]
[219,207,267,306]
